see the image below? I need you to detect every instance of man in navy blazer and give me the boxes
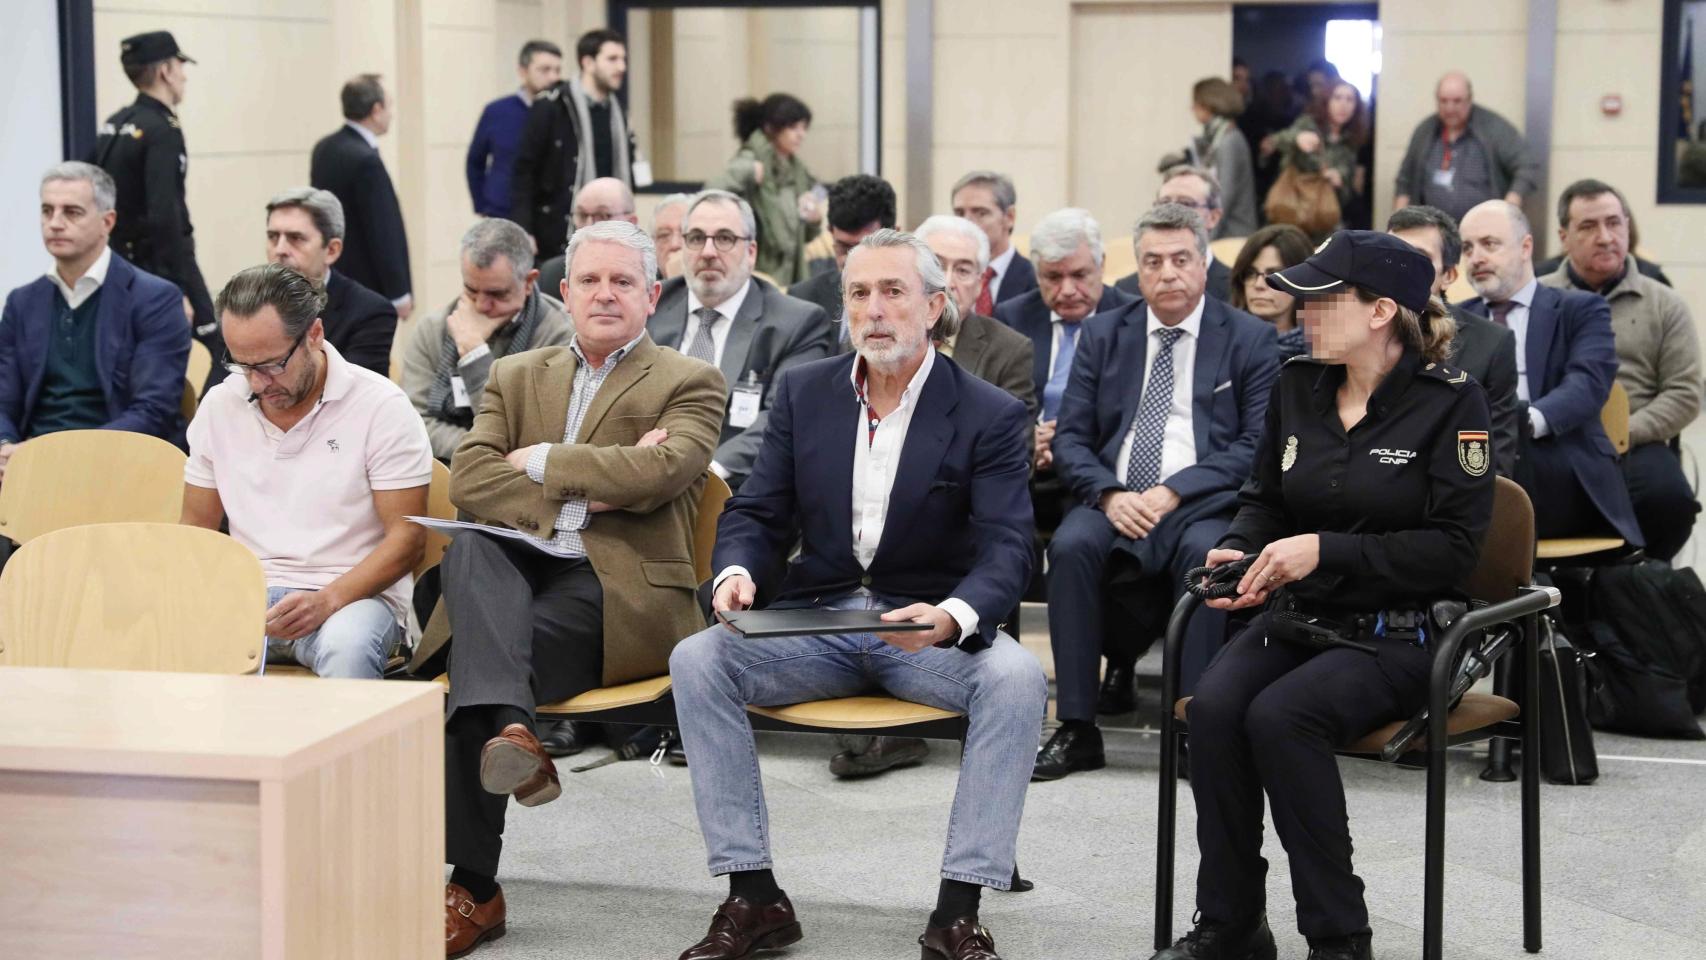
[952,170,1037,306]
[1,162,189,476]
[1037,204,1278,781]
[311,75,413,319]
[669,230,1043,960]
[1457,201,1640,545]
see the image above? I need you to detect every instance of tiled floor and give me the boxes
[467,607,1706,960]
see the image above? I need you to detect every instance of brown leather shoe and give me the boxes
[445,883,505,958]
[678,893,803,960]
[480,723,560,807]
[920,917,1002,959]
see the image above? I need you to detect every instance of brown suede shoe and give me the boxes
[920,917,1001,960]
[479,723,560,807]
[445,883,505,958]
[678,893,803,960]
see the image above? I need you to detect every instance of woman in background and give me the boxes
[1274,80,1370,234]
[1190,77,1260,238]
[1229,224,1314,359]
[709,93,822,284]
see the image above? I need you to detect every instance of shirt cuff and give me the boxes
[1528,407,1551,439]
[938,598,980,648]
[392,293,413,311]
[457,343,491,368]
[713,566,752,595]
[709,460,730,480]
[524,443,549,483]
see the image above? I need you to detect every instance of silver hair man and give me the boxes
[1030,207,1104,265]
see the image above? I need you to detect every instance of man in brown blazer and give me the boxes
[438,219,726,958]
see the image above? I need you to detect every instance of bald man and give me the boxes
[1393,72,1538,223]
[537,177,638,294]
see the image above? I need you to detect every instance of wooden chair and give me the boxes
[1535,381,1631,561]
[0,430,186,546]
[1153,478,1558,960]
[1208,235,1246,268]
[0,522,265,674]
[1101,235,1137,285]
[179,339,214,421]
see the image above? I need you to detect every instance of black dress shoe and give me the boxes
[1032,722,1105,781]
[536,719,586,757]
[1097,662,1137,714]
[1306,931,1373,960]
[666,738,688,766]
[1151,913,1277,960]
[829,736,930,778]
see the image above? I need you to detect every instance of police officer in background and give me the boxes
[95,31,219,358]
[1153,232,1494,960]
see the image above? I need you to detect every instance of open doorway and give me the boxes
[1234,2,1380,228]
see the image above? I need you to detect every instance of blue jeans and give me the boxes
[669,592,1047,889]
[263,586,401,679]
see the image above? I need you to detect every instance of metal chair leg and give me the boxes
[1482,651,1517,781]
[1521,613,1544,952]
[1154,595,1195,951]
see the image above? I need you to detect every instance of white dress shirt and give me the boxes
[1115,298,1204,488]
[683,278,753,368]
[1493,278,1551,437]
[46,246,112,311]
[987,245,1018,302]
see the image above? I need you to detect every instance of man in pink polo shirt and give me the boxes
[181,263,432,678]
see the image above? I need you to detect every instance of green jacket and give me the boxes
[1275,115,1361,208]
[709,130,820,284]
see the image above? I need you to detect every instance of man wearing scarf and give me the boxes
[402,219,575,462]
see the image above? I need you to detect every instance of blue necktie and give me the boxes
[1042,322,1079,421]
[1125,328,1184,491]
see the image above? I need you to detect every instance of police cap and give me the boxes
[1267,230,1433,313]
[120,31,195,67]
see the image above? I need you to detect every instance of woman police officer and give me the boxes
[1151,231,1495,960]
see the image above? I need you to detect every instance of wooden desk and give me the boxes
[0,667,442,959]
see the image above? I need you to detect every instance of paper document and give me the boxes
[404,516,563,555]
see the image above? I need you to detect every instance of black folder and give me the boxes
[715,608,934,638]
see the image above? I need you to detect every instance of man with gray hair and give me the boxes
[952,170,1037,308]
[263,186,397,375]
[401,218,574,461]
[648,188,833,489]
[652,191,692,279]
[1114,166,1236,302]
[670,228,1041,960]
[1,162,190,481]
[1038,203,1278,779]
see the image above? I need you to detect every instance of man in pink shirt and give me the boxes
[181,263,432,678]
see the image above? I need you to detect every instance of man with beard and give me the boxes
[181,264,432,679]
[647,189,833,490]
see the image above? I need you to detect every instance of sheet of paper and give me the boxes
[404,516,565,555]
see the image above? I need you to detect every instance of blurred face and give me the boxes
[1460,205,1534,302]
[1300,290,1392,364]
[572,179,637,227]
[368,95,393,135]
[223,309,324,411]
[844,245,941,372]
[1307,69,1331,100]
[830,220,884,271]
[461,253,535,321]
[1389,225,1453,297]
[265,206,340,282]
[40,178,115,265]
[682,199,756,306]
[1157,173,1222,233]
[1136,228,1208,321]
[161,58,188,104]
[1437,75,1472,131]
[951,184,1015,254]
[652,203,686,279]
[520,52,562,96]
[1561,193,1630,287]
[924,230,983,319]
[1232,63,1251,99]
[772,121,809,157]
[1240,245,1295,324]
[562,239,660,357]
[1327,83,1358,128]
[1036,242,1101,323]
[583,42,626,93]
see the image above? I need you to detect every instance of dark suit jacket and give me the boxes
[509,85,639,257]
[648,276,835,486]
[787,267,842,322]
[321,270,398,377]
[1459,284,1641,543]
[951,312,1037,420]
[0,254,190,443]
[993,284,1137,405]
[310,126,412,301]
[1448,303,1520,477]
[537,254,567,303]
[1052,296,1279,509]
[997,250,1038,303]
[1115,257,1232,303]
[714,352,1034,648]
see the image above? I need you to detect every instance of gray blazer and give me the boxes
[951,311,1037,420]
[648,275,834,485]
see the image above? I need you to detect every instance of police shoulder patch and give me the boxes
[1457,431,1490,477]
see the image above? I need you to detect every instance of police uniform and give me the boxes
[94,32,218,356]
[1158,233,1494,960]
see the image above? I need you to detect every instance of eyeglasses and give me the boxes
[222,331,307,378]
[683,230,752,252]
[573,208,635,226]
[1158,196,1216,211]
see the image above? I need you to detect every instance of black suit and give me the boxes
[996,250,1038,303]
[1448,304,1520,477]
[786,267,842,323]
[321,270,398,377]
[1116,257,1232,303]
[537,254,567,304]
[311,126,412,302]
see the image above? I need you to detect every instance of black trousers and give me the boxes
[1624,441,1698,562]
[1184,616,1430,940]
[442,532,603,878]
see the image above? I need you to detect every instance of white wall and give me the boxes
[1,1,64,294]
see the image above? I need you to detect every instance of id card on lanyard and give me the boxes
[1433,132,1456,189]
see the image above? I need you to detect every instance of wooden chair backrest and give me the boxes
[185,339,213,400]
[415,459,456,576]
[1462,477,1535,604]
[693,473,733,584]
[1101,235,1137,284]
[1601,381,1631,455]
[0,522,266,674]
[1208,235,1247,268]
[0,430,187,545]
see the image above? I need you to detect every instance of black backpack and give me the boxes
[1573,562,1706,739]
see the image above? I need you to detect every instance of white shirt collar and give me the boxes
[686,277,753,325]
[46,246,112,309]
[849,342,937,409]
[989,245,1017,279]
[516,89,532,107]
[345,120,380,150]
[1508,277,1539,309]
[1145,295,1206,340]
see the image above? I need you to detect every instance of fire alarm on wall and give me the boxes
[1601,94,1624,116]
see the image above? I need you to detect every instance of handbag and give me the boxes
[1264,165,1341,238]
[1538,617,1600,785]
